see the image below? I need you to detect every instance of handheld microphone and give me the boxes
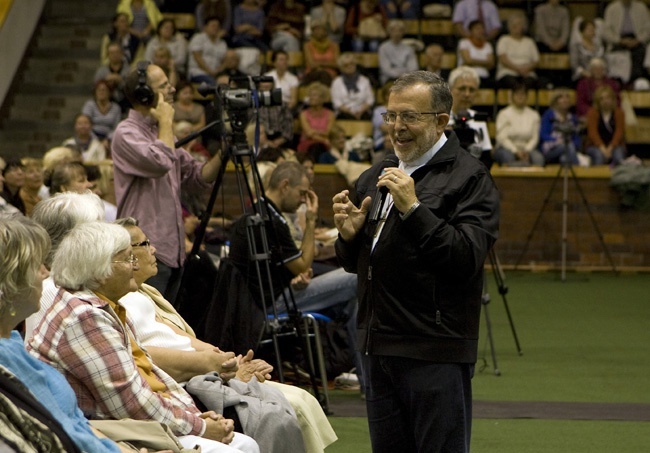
[368,154,400,225]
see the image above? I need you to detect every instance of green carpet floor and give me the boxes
[324,272,650,452]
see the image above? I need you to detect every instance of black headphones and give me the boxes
[134,60,155,106]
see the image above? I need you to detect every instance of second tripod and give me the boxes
[480,247,523,376]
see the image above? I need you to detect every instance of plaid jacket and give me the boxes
[27,287,204,436]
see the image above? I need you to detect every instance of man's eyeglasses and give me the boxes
[111,253,139,265]
[381,111,444,125]
[131,239,151,250]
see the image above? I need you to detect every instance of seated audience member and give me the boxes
[85,164,119,222]
[19,157,44,217]
[228,161,359,336]
[95,160,119,220]
[265,50,300,111]
[297,82,336,155]
[452,0,502,41]
[576,57,621,119]
[494,83,544,167]
[0,158,21,216]
[62,113,108,162]
[174,121,212,162]
[344,0,389,53]
[94,41,130,112]
[539,89,581,165]
[380,0,420,19]
[117,218,338,453]
[570,19,605,81]
[28,221,260,452]
[266,0,306,53]
[151,45,180,88]
[496,11,540,90]
[24,192,107,337]
[195,0,233,35]
[533,0,570,52]
[585,85,626,166]
[457,20,495,87]
[331,53,375,120]
[100,13,142,66]
[231,0,269,52]
[0,217,125,453]
[1,160,26,215]
[82,80,122,146]
[378,20,419,85]
[303,19,340,86]
[188,16,229,85]
[116,0,163,43]
[447,66,493,168]
[45,162,94,197]
[174,80,207,132]
[309,0,347,45]
[602,0,650,84]
[421,43,449,80]
[248,79,295,149]
[144,18,189,77]
[217,49,248,81]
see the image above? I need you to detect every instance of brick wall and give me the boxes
[214,165,650,271]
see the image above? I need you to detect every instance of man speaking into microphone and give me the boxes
[332,71,500,453]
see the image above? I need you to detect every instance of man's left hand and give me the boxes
[378,168,418,214]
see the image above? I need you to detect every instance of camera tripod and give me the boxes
[174,84,327,410]
[513,137,618,280]
[479,247,523,376]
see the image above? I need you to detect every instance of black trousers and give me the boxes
[363,355,474,453]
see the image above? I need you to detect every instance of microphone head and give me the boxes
[381,153,399,168]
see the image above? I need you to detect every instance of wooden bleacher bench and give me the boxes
[537,53,571,71]
[419,19,454,36]
[402,19,420,35]
[162,13,195,32]
[474,88,496,107]
[625,116,650,144]
[623,90,650,109]
[336,120,373,138]
[418,52,456,69]
[354,52,379,69]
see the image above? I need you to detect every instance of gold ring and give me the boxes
[393,176,397,182]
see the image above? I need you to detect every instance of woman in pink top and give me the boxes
[297,82,336,155]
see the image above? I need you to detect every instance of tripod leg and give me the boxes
[490,248,523,356]
[481,295,501,376]
[514,165,564,270]
[567,166,619,275]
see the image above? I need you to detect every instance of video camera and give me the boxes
[198,76,283,132]
[452,110,489,151]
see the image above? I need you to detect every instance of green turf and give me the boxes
[324,272,650,452]
[325,418,650,453]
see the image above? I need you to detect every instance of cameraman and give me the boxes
[447,66,493,168]
[112,62,223,304]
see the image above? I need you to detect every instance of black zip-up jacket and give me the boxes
[335,132,500,363]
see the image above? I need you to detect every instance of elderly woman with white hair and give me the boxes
[0,216,125,452]
[27,221,260,453]
[496,11,540,90]
[330,52,375,120]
